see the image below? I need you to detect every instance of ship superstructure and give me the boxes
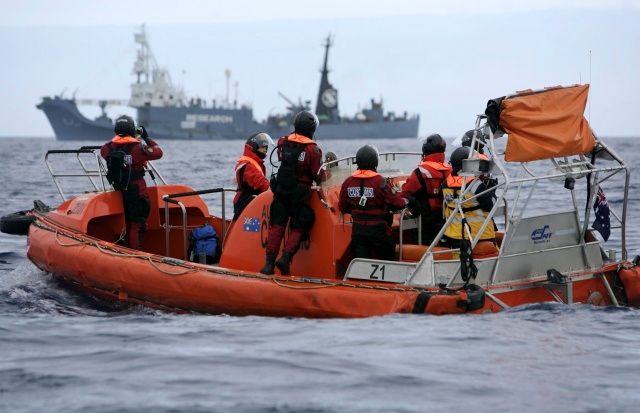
[37,28,419,140]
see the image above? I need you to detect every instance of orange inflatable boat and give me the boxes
[5,85,639,317]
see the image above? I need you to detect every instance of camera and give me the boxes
[485,178,498,188]
[136,126,144,136]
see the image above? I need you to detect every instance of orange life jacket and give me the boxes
[619,266,640,306]
[415,160,452,210]
[111,135,139,144]
[351,170,380,179]
[286,133,314,145]
[235,155,265,177]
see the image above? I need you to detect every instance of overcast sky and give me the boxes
[1,0,639,137]
[3,0,638,26]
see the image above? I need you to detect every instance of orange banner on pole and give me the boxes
[501,85,596,162]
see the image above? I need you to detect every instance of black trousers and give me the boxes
[351,223,395,260]
[269,194,314,230]
[122,184,150,224]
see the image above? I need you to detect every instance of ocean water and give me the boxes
[2,137,640,413]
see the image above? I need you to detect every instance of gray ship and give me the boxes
[37,28,419,140]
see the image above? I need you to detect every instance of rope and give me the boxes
[92,240,148,258]
[53,230,87,247]
[271,277,336,289]
[33,217,425,293]
[146,257,197,276]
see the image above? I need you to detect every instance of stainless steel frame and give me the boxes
[44,145,166,202]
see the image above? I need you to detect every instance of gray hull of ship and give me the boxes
[38,98,419,141]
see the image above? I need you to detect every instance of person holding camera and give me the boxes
[100,115,163,249]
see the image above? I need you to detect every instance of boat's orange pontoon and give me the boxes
[5,84,640,317]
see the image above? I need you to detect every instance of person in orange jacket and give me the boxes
[400,134,452,245]
[339,145,409,260]
[233,132,273,221]
[100,115,163,249]
[260,111,325,276]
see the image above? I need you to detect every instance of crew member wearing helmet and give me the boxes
[461,129,489,160]
[100,115,163,249]
[339,145,409,260]
[400,133,452,245]
[260,110,325,276]
[233,132,273,221]
[441,147,496,249]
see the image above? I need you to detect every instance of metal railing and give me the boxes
[397,209,422,260]
[44,145,166,202]
[162,187,236,260]
[45,147,108,201]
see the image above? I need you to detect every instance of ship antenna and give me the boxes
[234,80,239,109]
[588,49,592,122]
[225,69,231,108]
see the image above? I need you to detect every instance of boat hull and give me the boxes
[25,210,626,318]
[37,97,419,141]
[27,218,425,317]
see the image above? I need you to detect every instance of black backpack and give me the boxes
[106,144,134,190]
[272,139,305,195]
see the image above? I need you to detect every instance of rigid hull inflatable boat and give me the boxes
[6,84,640,317]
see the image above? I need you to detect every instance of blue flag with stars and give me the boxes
[592,186,611,241]
[243,217,261,232]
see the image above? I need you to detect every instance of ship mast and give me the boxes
[129,25,186,108]
[133,25,151,84]
[315,34,339,122]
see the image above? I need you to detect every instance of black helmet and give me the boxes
[246,132,272,159]
[293,110,319,138]
[422,133,446,155]
[114,115,136,137]
[325,151,337,163]
[355,145,379,170]
[449,146,470,175]
[461,129,485,153]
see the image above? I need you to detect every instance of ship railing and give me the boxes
[318,151,426,261]
[79,145,167,189]
[161,187,236,260]
[76,146,167,187]
[45,147,109,201]
[44,146,166,202]
[397,209,422,260]
[403,114,631,287]
[318,152,422,191]
[343,116,630,288]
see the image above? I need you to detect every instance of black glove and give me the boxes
[406,196,421,217]
[138,125,150,142]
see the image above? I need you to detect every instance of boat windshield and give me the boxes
[319,152,422,189]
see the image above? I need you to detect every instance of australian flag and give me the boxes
[592,186,611,241]
[243,217,261,232]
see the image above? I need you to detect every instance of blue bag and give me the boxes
[189,224,218,263]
